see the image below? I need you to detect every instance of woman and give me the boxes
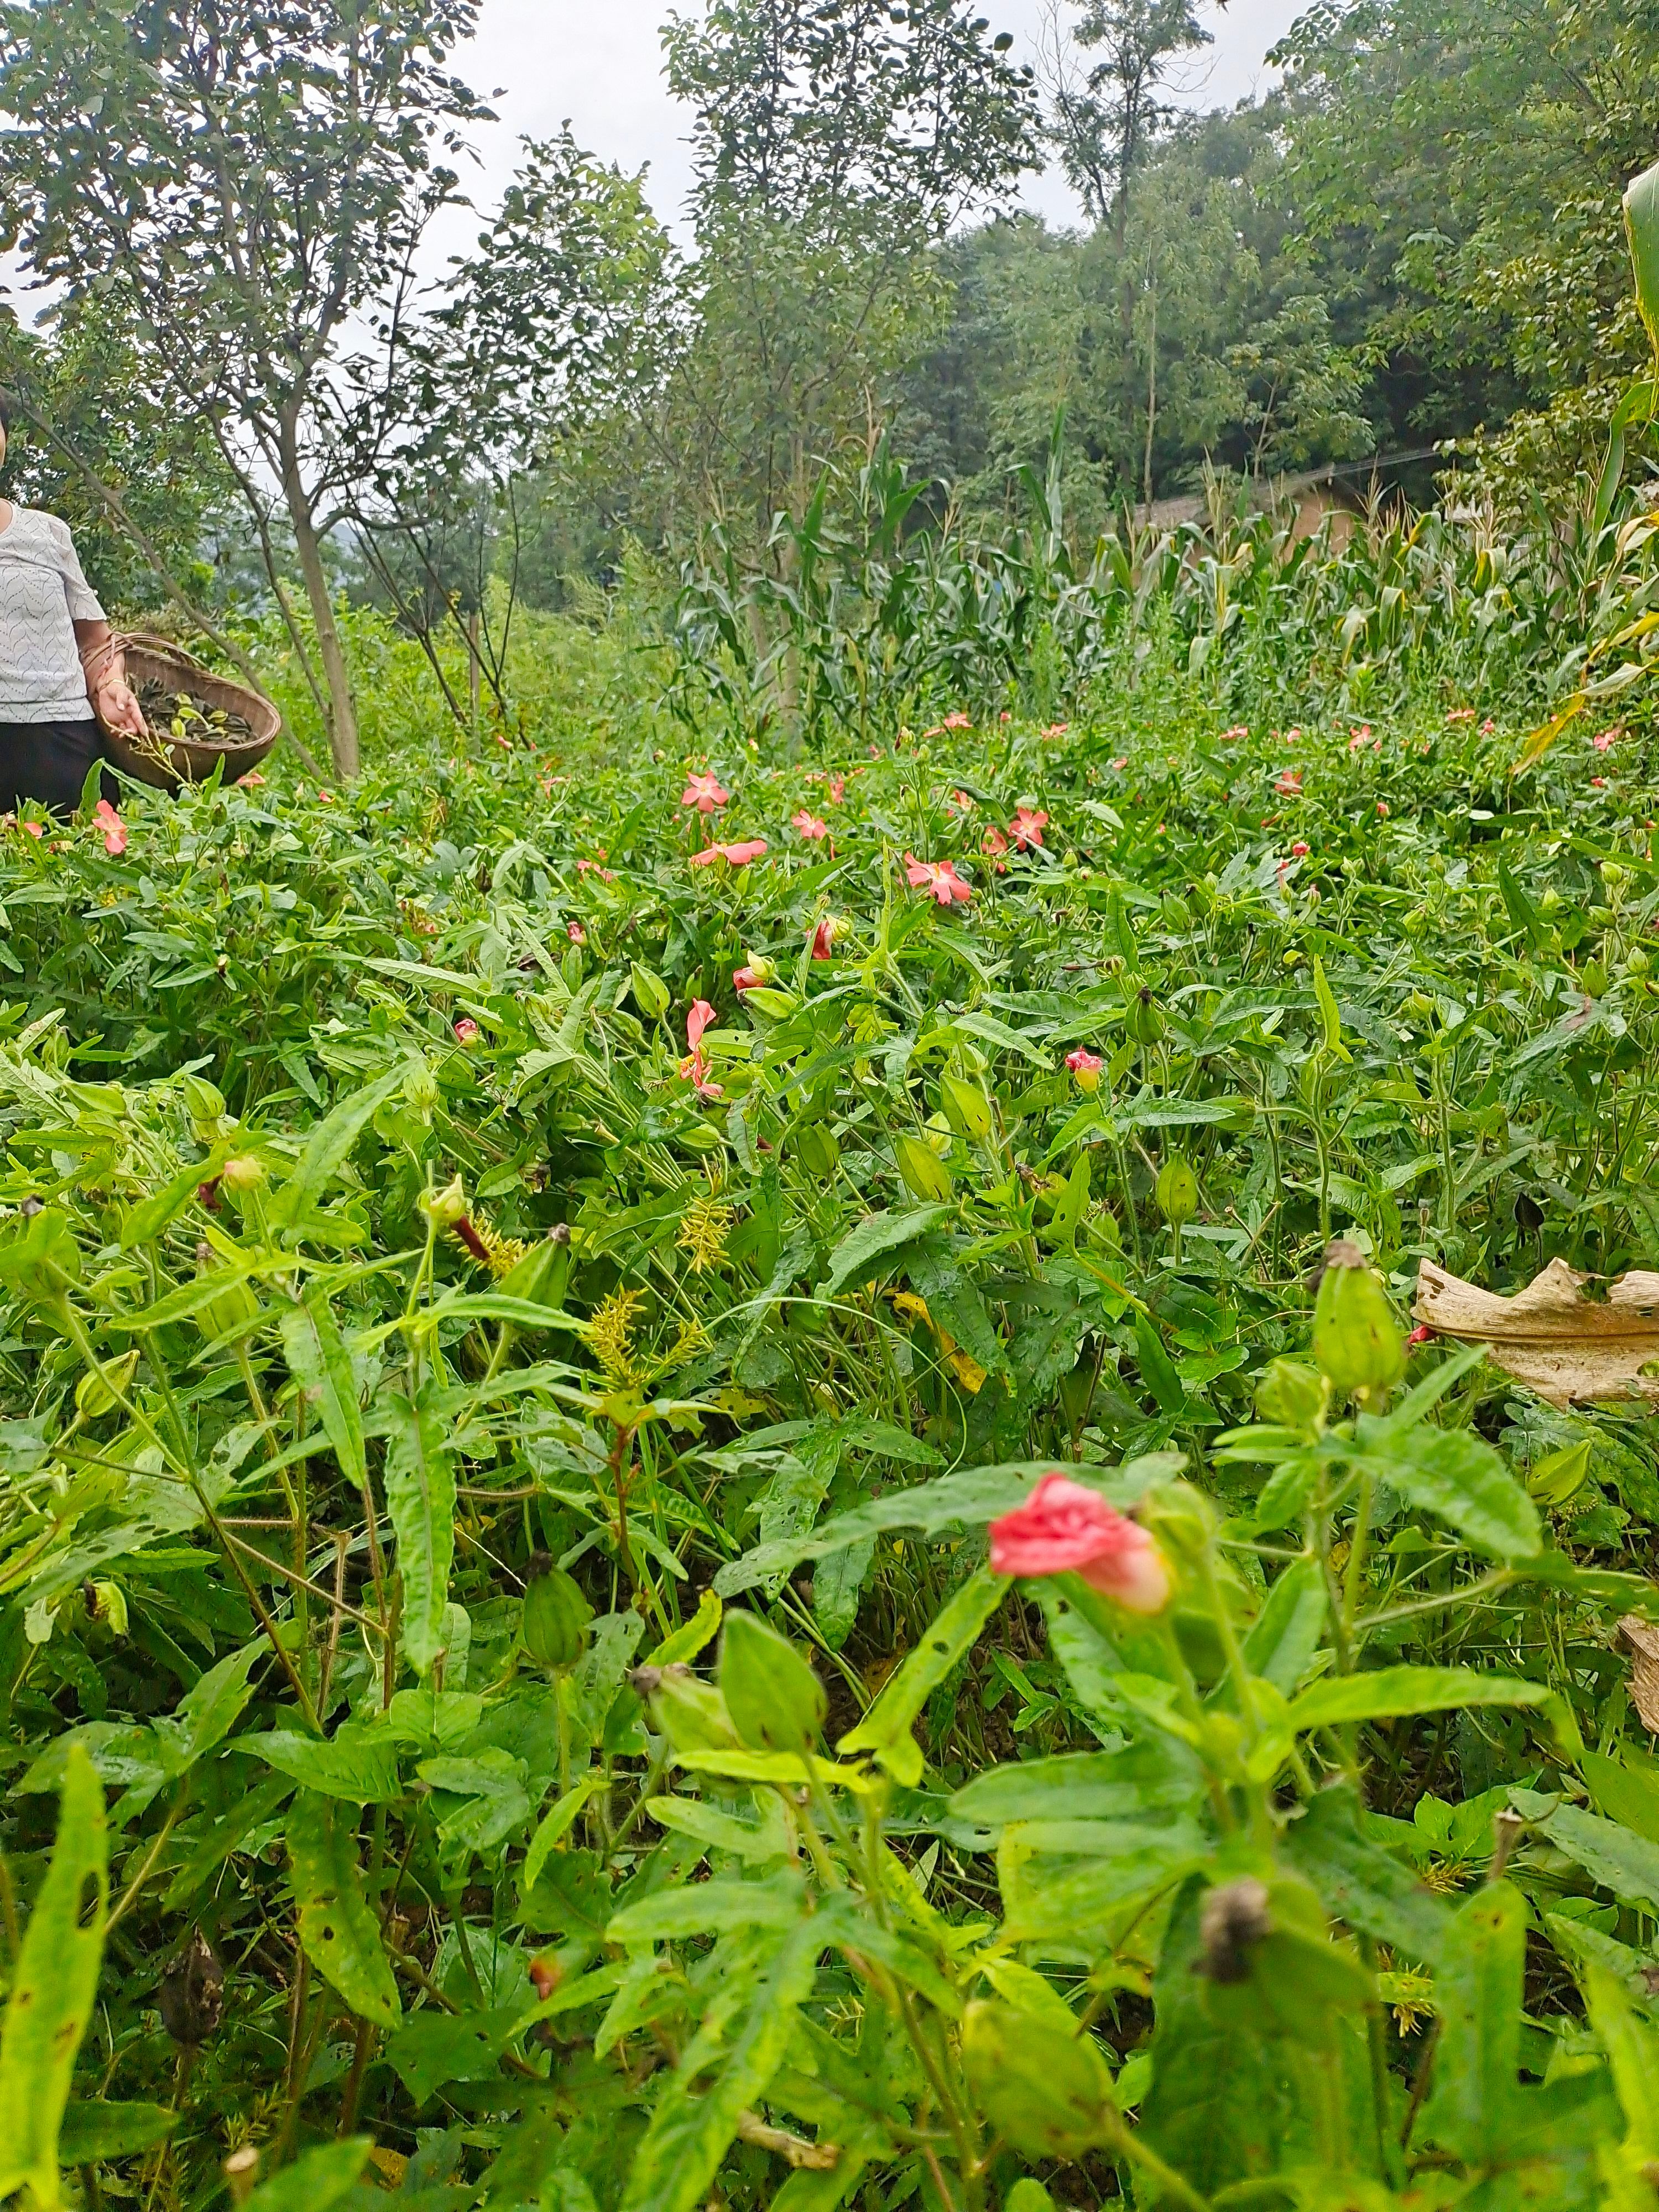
[0,395,147,813]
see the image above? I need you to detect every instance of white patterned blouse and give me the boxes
[0,505,105,723]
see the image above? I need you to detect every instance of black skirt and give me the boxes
[0,716,118,815]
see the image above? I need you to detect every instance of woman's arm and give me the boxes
[75,619,146,737]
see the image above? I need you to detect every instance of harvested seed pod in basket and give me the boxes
[96,633,281,790]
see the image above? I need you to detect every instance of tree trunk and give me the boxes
[286,490,359,781]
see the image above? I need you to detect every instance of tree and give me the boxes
[1039,0,1212,237]
[658,0,1040,542]
[0,0,488,778]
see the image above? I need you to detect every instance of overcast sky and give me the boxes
[444,0,1308,243]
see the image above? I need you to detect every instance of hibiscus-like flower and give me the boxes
[681,771,729,813]
[453,1017,481,1045]
[690,838,768,869]
[791,809,828,840]
[93,799,127,857]
[679,999,722,1095]
[989,1474,1170,1613]
[1009,806,1048,851]
[1065,1047,1103,1094]
[905,853,972,906]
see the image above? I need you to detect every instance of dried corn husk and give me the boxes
[1413,1258,1659,1407]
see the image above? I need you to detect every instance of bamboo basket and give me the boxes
[95,633,281,790]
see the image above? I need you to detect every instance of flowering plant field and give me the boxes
[5,618,1659,2212]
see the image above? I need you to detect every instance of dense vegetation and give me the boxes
[6,2,1659,2209]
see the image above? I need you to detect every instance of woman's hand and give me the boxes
[93,671,147,738]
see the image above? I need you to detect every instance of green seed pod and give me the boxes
[194,1243,259,1344]
[960,2001,1118,2163]
[1311,1240,1404,1403]
[1155,1153,1198,1227]
[793,1120,840,1178]
[938,1070,993,1144]
[419,1176,469,1230]
[1253,1357,1330,1436]
[630,963,670,1021]
[718,1611,826,1756]
[75,1348,139,1420]
[1626,946,1652,977]
[894,1133,954,1204]
[1124,983,1164,1046]
[520,1552,593,1671]
[635,1663,742,1752]
[180,1074,226,1126]
[500,1228,571,1310]
[1582,958,1609,998]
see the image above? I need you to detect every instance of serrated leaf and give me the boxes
[819,1204,950,1298]
[0,1746,108,2206]
[380,1381,457,1677]
[1364,1426,1540,1561]
[280,1290,365,1492]
[286,1791,400,2027]
[838,1567,1004,1784]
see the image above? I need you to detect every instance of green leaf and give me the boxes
[120,1149,227,1250]
[1241,1556,1327,1695]
[384,2008,520,2102]
[1281,1782,1452,1965]
[713,1454,1180,1599]
[1134,1312,1186,1414]
[280,1290,366,1492]
[837,1567,1004,1783]
[1415,1882,1527,2163]
[267,1070,401,1227]
[1523,1796,1659,1913]
[239,1722,403,1804]
[1578,1960,1659,2165]
[1289,1665,1556,1734]
[1580,1750,1659,1845]
[380,1381,457,1678]
[607,1873,807,1943]
[645,1588,723,1666]
[243,2138,373,2212]
[1311,957,1350,1062]
[1626,158,1659,363]
[618,1919,823,2212]
[286,1790,400,2028]
[58,2102,176,2164]
[522,1772,608,1895]
[1364,1427,1541,1562]
[0,1746,109,2206]
[951,1744,1200,1832]
[818,1204,950,1298]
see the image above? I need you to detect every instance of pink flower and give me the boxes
[1290,841,1310,858]
[576,857,615,880]
[690,838,768,868]
[1594,728,1618,753]
[905,853,972,906]
[1407,1324,1434,1347]
[454,1018,481,1045]
[1110,757,1129,772]
[236,770,266,789]
[826,775,845,805]
[1376,800,1390,817]
[93,800,127,856]
[791,809,828,840]
[1043,722,1070,738]
[1009,807,1048,851]
[948,788,976,814]
[981,825,1009,873]
[1066,1047,1103,1094]
[681,772,729,813]
[1592,776,1608,790]
[1446,707,1476,724]
[317,787,334,804]
[989,1475,1170,1613]
[810,917,842,959]
[1274,768,1302,796]
[1220,724,1248,742]
[566,920,586,945]
[941,711,972,730]
[679,999,722,1096]
[23,820,44,839]
[1480,719,1496,735]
